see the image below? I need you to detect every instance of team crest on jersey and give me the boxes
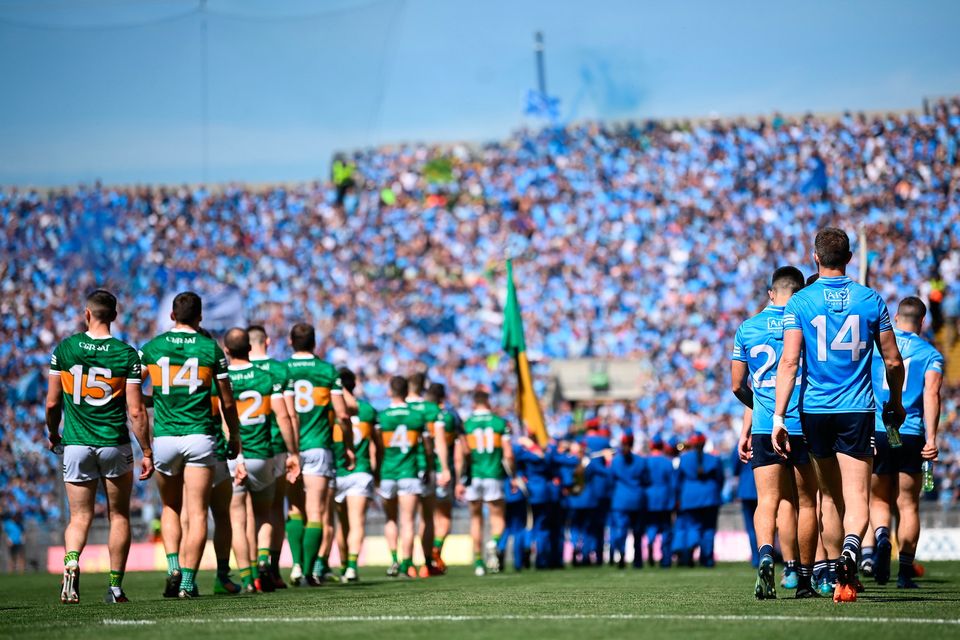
[823,288,849,313]
[766,317,784,339]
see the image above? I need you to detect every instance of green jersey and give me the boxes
[285,354,341,451]
[140,328,229,437]
[464,410,510,479]
[377,404,425,480]
[251,356,290,456]
[407,398,440,472]
[434,407,459,472]
[334,400,375,477]
[228,363,283,460]
[50,332,141,447]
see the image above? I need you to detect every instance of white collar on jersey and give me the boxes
[171,327,198,334]
[406,396,424,402]
[291,353,315,359]
[473,408,491,415]
[228,363,254,371]
[84,331,112,339]
[250,355,269,361]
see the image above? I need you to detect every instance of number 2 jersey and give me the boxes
[251,356,291,457]
[139,328,229,437]
[284,354,342,452]
[731,305,802,435]
[871,328,943,437]
[228,363,284,459]
[783,275,892,413]
[50,332,141,447]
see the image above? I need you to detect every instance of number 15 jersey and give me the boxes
[140,328,229,437]
[783,275,892,413]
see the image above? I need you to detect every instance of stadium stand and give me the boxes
[3,97,960,541]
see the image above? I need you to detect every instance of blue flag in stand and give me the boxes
[525,89,561,120]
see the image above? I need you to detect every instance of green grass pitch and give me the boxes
[1,563,959,640]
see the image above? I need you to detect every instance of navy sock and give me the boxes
[875,526,890,546]
[861,546,874,562]
[758,544,774,559]
[828,559,839,583]
[842,535,861,561]
[898,552,915,577]
[784,560,797,572]
[813,561,828,582]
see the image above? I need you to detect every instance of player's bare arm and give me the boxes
[434,420,451,486]
[738,407,752,464]
[730,359,753,409]
[45,373,63,451]
[922,368,942,461]
[217,376,242,458]
[877,329,906,425]
[332,392,355,470]
[126,382,154,480]
[772,328,802,457]
[272,395,301,482]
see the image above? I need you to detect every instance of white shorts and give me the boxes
[335,472,375,503]
[301,447,335,478]
[377,477,422,500]
[229,457,276,494]
[212,460,231,487]
[153,434,218,476]
[465,478,505,503]
[271,453,287,479]
[62,444,133,483]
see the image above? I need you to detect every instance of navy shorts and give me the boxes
[801,412,875,459]
[751,434,811,469]
[874,432,924,475]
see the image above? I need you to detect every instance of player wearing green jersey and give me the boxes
[333,368,380,582]
[46,290,153,604]
[378,376,432,578]
[405,373,449,577]
[140,292,241,599]
[426,383,460,572]
[283,323,354,587]
[222,329,300,594]
[456,389,514,576]
[248,325,296,589]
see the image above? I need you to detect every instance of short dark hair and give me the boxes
[814,227,852,269]
[408,372,427,395]
[290,323,316,352]
[86,289,117,323]
[806,273,820,286]
[338,367,356,393]
[389,375,408,399]
[770,266,805,294]
[426,382,446,403]
[247,324,267,347]
[172,291,202,325]
[898,296,927,324]
[473,388,490,406]
[223,327,250,359]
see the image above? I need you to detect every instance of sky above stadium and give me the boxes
[1,0,959,186]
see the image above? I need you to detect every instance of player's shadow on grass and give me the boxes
[863,595,960,603]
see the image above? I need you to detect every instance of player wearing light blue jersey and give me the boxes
[773,228,905,603]
[867,297,942,588]
[732,266,818,599]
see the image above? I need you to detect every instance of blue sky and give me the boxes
[1,0,959,185]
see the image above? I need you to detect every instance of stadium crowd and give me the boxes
[3,97,960,548]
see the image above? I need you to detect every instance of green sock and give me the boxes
[64,550,80,566]
[216,558,230,580]
[348,553,359,570]
[109,570,123,588]
[166,553,180,575]
[474,557,485,568]
[399,558,411,573]
[303,522,323,574]
[250,563,259,580]
[270,548,281,575]
[390,549,399,564]
[258,548,270,567]
[286,515,305,568]
[238,566,253,588]
[434,536,445,550]
[180,568,196,593]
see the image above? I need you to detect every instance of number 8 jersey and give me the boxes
[50,332,141,446]
[139,328,229,436]
[783,275,892,413]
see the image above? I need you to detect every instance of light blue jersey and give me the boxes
[871,328,943,436]
[783,275,892,413]
[731,305,802,435]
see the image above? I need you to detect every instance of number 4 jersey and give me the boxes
[50,332,141,446]
[377,404,425,480]
[783,275,892,413]
[139,328,229,437]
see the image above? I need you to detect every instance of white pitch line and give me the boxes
[102,613,960,626]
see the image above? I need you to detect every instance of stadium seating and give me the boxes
[3,97,960,526]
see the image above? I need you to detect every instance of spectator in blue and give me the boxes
[566,440,605,566]
[2,510,25,574]
[550,439,580,568]
[583,419,612,565]
[731,416,760,567]
[644,433,677,568]
[609,432,647,569]
[514,436,553,569]
[674,431,725,567]
[499,453,531,571]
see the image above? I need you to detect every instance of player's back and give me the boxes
[464,410,509,479]
[335,399,376,476]
[284,354,340,451]
[252,356,290,456]
[52,332,141,446]
[228,364,281,459]
[140,328,228,436]
[644,454,676,512]
[610,452,646,512]
[872,329,943,436]
[377,404,424,479]
[732,306,802,433]
[784,275,891,413]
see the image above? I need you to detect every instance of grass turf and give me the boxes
[1,563,959,640]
